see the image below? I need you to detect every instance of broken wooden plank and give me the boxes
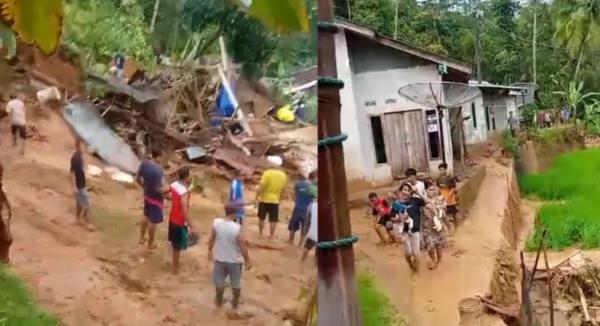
[479,296,519,318]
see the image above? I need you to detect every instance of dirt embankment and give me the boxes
[517,128,584,175]
[486,169,523,313]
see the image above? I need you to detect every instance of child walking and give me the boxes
[437,163,458,233]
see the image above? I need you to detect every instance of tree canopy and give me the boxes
[339,0,600,108]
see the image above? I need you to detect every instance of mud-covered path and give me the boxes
[353,159,511,325]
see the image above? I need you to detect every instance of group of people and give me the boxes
[1,85,318,313]
[368,164,458,273]
[138,152,319,309]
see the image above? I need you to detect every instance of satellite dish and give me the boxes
[398,82,482,164]
[398,82,481,108]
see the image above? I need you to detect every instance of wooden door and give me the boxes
[382,110,429,179]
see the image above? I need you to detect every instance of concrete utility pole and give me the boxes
[347,0,352,19]
[475,8,483,83]
[394,0,400,40]
[317,0,361,325]
[532,0,537,85]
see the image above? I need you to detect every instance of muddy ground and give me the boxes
[1,108,314,325]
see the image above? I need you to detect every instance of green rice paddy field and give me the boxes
[520,148,600,250]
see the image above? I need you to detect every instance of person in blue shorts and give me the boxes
[136,148,166,250]
[288,170,316,246]
[229,170,245,225]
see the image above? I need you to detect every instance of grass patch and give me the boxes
[0,266,59,326]
[521,148,600,250]
[358,272,405,326]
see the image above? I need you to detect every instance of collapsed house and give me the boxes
[2,40,316,183]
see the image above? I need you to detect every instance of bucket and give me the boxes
[36,87,61,104]
[458,297,484,326]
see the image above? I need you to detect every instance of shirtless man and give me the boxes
[0,163,13,264]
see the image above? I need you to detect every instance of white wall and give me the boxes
[335,31,366,181]
[336,31,453,184]
[462,95,487,144]
[464,92,522,144]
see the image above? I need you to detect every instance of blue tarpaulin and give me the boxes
[212,85,236,127]
[63,100,141,174]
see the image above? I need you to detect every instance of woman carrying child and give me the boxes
[422,180,447,270]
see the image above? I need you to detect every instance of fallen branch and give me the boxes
[577,284,593,324]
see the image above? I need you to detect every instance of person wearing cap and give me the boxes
[207,201,251,310]
[255,155,288,239]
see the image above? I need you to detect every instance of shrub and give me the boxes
[501,130,519,157]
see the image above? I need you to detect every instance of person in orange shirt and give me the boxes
[437,163,458,233]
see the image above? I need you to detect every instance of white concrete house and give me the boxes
[462,82,529,145]
[334,19,473,186]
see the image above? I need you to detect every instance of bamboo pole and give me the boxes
[317,1,362,325]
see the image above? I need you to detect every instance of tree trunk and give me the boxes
[317,1,362,325]
[574,22,591,82]
[150,0,161,33]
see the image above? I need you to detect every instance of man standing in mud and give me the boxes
[287,170,315,246]
[168,167,194,275]
[70,139,94,231]
[5,94,26,155]
[208,201,251,310]
[255,155,287,239]
[136,148,165,250]
[0,162,12,264]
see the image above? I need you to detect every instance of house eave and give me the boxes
[336,19,473,76]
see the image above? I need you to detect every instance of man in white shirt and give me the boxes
[5,94,26,155]
[208,201,251,310]
[405,168,426,198]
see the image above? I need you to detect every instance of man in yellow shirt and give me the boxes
[256,156,288,239]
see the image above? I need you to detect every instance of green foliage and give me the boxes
[0,265,59,326]
[526,126,582,148]
[553,81,600,123]
[584,99,600,135]
[183,0,278,78]
[63,0,154,67]
[357,271,405,326]
[520,149,600,250]
[0,0,64,54]
[501,130,519,157]
[0,20,16,58]
[520,103,538,128]
[304,94,317,124]
[245,0,309,34]
[343,0,600,108]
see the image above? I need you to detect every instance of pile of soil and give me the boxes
[488,245,520,307]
